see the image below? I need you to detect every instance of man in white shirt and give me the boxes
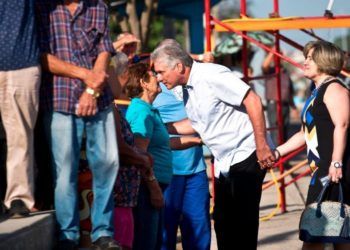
[151,39,275,250]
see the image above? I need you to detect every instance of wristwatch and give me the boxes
[331,161,343,169]
[146,175,156,182]
[85,87,100,99]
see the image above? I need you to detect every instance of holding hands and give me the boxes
[256,143,276,169]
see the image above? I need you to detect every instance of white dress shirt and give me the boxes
[185,61,257,177]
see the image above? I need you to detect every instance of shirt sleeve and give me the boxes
[127,109,154,139]
[207,67,250,106]
[97,3,116,55]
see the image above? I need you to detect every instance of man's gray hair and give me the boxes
[112,52,129,75]
[151,39,193,68]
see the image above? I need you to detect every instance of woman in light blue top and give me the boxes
[125,63,172,250]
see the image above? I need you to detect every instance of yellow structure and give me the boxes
[215,16,350,32]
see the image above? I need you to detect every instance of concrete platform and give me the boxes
[0,211,55,250]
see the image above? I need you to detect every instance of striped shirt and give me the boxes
[36,0,115,114]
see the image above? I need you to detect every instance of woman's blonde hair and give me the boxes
[125,63,150,98]
[303,40,344,76]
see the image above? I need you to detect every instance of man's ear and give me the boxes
[176,63,185,74]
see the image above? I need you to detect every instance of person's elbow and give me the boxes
[334,120,349,131]
[243,89,262,108]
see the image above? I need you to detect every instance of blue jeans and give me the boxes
[162,171,211,250]
[43,107,119,242]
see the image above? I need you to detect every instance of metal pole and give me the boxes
[204,0,212,52]
[204,0,215,207]
[273,0,287,213]
[262,160,308,190]
[241,0,248,82]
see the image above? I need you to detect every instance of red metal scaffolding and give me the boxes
[204,0,350,212]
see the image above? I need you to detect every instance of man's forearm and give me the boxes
[243,90,268,146]
[244,90,276,167]
[93,51,110,73]
[42,52,109,90]
[41,53,88,81]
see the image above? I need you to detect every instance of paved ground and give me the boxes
[257,163,309,250]
[177,156,311,250]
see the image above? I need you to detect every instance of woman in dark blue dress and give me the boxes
[275,40,350,249]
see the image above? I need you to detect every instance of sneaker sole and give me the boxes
[10,212,30,219]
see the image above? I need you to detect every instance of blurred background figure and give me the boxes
[113,32,145,64]
[262,47,297,145]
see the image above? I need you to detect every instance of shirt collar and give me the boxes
[132,97,157,111]
[61,0,84,21]
[186,61,198,89]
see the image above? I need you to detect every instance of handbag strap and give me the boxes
[315,180,346,218]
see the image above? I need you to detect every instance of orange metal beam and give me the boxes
[215,15,350,32]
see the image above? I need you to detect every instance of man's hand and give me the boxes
[76,91,98,117]
[256,143,275,169]
[83,70,108,91]
[113,33,139,52]
[202,52,214,63]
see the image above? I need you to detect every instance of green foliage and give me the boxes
[174,19,185,48]
[108,16,122,41]
[147,15,165,51]
[334,30,350,52]
[139,16,186,52]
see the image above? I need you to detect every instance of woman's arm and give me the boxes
[170,136,202,150]
[134,136,164,209]
[276,128,306,158]
[324,83,350,182]
[166,118,197,135]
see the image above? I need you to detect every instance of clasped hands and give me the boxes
[76,70,108,117]
[256,146,280,169]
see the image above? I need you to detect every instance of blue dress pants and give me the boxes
[162,170,211,250]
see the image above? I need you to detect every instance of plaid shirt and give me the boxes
[36,0,115,114]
